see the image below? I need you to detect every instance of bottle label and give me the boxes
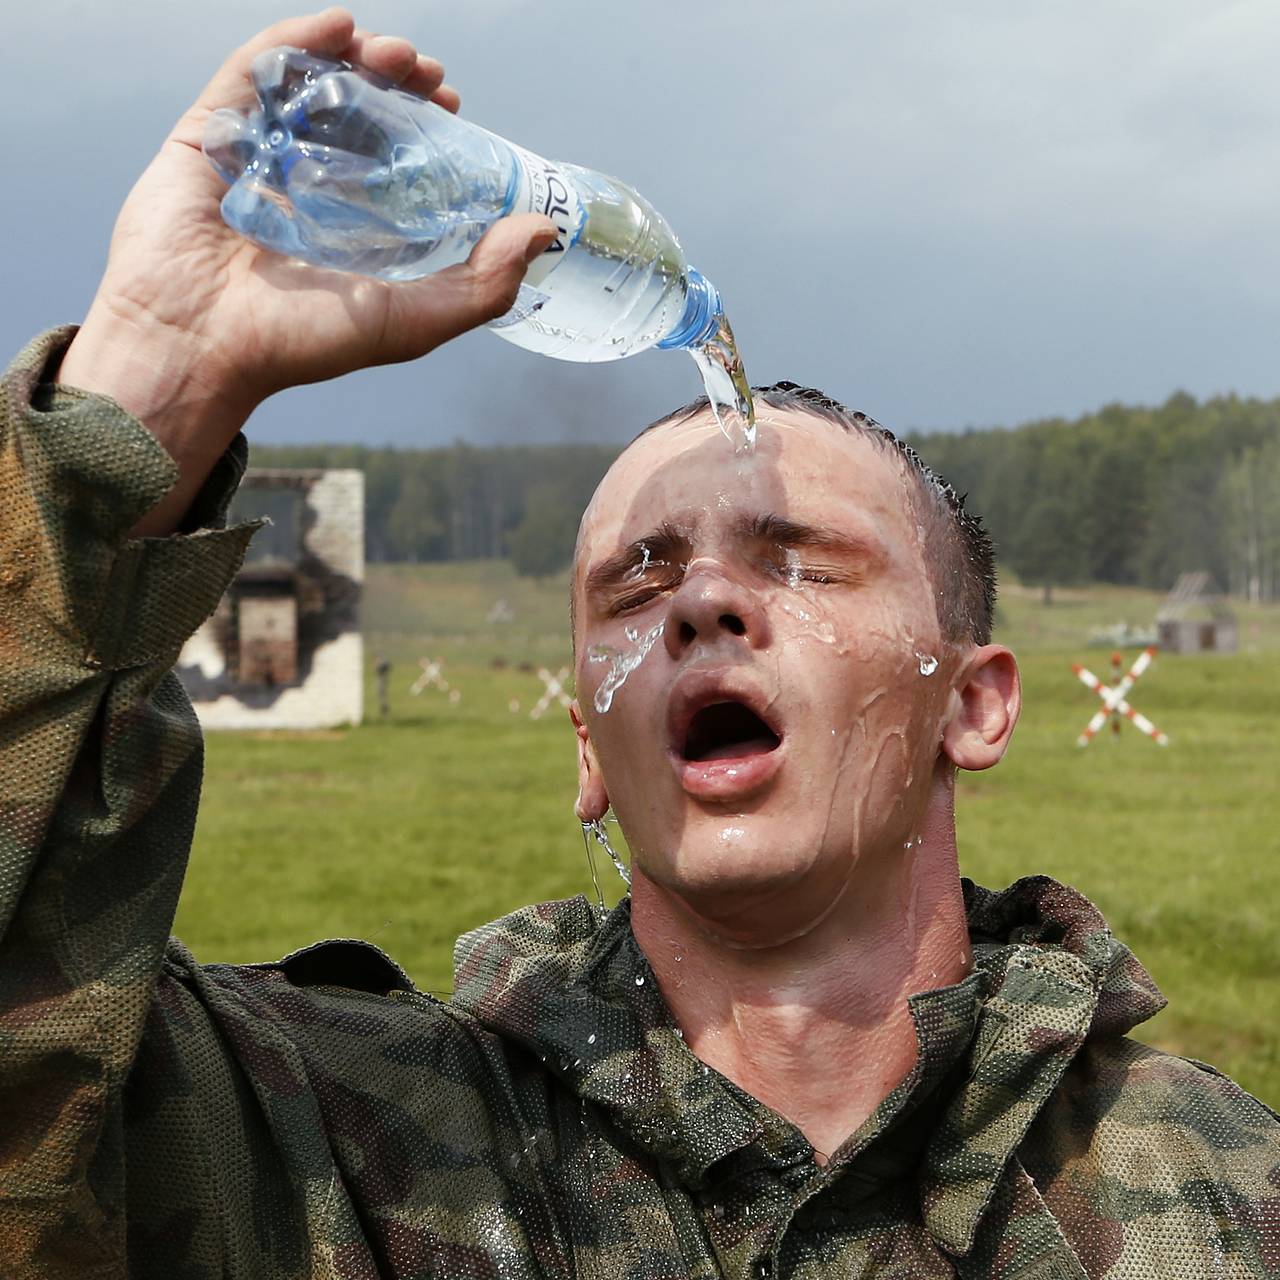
[507,144,583,286]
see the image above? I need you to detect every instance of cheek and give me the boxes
[579,661,670,800]
[791,613,947,787]
[773,570,937,663]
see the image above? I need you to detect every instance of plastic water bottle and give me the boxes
[204,47,730,367]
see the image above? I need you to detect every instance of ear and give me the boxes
[941,644,1021,771]
[569,700,610,821]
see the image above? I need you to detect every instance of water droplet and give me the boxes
[587,1033,596,1044]
[624,543,664,582]
[583,818,631,887]
[916,652,939,677]
[581,823,607,911]
[783,548,803,591]
[673,1028,684,1040]
[635,974,645,986]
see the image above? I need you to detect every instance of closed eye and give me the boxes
[761,556,848,587]
[613,590,661,613]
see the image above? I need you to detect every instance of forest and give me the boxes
[247,390,1280,602]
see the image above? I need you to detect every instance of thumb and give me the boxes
[430,213,560,335]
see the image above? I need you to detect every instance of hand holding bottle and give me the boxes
[59,8,557,536]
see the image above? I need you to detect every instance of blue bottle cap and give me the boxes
[657,268,723,351]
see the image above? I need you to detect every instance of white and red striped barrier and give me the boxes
[1071,646,1169,747]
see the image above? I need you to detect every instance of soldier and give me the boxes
[1,10,1277,1279]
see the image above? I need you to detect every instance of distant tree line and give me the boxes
[250,390,1280,601]
[248,441,617,577]
[909,391,1280,604]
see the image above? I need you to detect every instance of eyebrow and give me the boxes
[583,521,687,599]
[738,513,886,563]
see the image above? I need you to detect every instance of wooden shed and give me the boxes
[1155,571,1237,655]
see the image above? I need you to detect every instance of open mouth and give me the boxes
[682,701,782,762]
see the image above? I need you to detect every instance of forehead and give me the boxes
[577,407,920,570]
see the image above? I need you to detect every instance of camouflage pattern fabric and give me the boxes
[1,328,1277,1278]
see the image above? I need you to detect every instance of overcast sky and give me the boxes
[5,0,1279,447]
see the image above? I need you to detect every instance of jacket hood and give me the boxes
[962,875,1166,1040]
[451,875,1166,1255]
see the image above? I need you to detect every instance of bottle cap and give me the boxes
[657,269,723,351]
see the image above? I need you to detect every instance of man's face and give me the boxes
[572,407,960,944]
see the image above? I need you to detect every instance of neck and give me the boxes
[629,781,970,1162]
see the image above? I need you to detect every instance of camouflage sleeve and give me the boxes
[0,328,258,1264]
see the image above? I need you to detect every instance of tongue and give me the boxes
[699,735,778,762]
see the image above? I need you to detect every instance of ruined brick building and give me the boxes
[176,469,364,729]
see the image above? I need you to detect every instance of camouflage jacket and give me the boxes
[2,328,1277,1279]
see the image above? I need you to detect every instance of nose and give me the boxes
[664,560,770,658]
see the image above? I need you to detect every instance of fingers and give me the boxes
[344,30,419,81]
[182,12,454,146]
[431,84,462,114]
[192,8,356,119]
[343,29,451,104]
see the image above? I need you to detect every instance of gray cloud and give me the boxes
[4,0,1278,446]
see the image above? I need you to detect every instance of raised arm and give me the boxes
[0,10,553,1268]
[58,7,556,537]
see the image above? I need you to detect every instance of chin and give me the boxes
[639,834,827,923]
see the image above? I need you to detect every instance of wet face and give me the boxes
[572,408,960,944]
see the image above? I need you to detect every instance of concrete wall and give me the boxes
[177,469,364,730]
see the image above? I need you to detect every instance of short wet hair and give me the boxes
[635,383,997,645]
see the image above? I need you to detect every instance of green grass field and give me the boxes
[175,564,1280,1105]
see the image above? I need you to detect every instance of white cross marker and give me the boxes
[530,667,572,720]
[409,656,451,697]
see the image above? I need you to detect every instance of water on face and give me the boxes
[588,620,666,713]
[688,310,756,453]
